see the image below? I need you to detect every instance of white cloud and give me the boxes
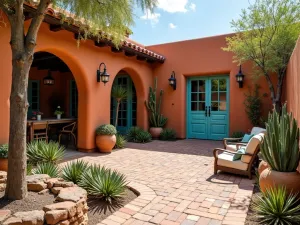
[189,3,196,11]
[141,10,161,26]
[169,23,177,29]
[157,0,189,13]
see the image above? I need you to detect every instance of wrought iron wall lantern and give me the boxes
[97,62,110,85]
[168,71,177,90]
[43,70,55,85]
[236,65,245,88]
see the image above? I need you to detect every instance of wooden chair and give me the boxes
[214,133,265,179]
[33,122,49,142]
[58,122,77,147]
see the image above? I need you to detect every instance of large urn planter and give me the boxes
[259,168,300,195]
[0,158,8,171]
[149,127,163,138]
[95,124,117,153]
[258,160,269,175]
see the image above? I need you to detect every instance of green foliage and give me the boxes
[27,163,34,176]
[114,134,127,149]
[231,131,245,138]
[261,104,300,172]
[54,106,64,115]
[145,77,168,128]
[127,127,143,142]
[127,127,152,143]
[33,162,60,178]
[252,186,300,225]
[0,144,8,158]
[244,84,262,127]
[27,140,65,165]
[79,165,127,203]
[159,129,177,141]
[96,124,117,136]
[62,160,89,184]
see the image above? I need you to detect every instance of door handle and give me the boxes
[205,106,207,117]
[208,106,211,117]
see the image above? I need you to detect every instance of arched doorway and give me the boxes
[110,71,137,133]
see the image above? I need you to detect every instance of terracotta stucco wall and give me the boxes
[148,35,273,138]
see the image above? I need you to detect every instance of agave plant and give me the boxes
[127,126,143,142]
[62,160,89,184]
[111,85,127,127]
[79,165,127,203]
[135,130,152,143]
[252,186,300,225]
[27,140,65,165]
[114,134,127,149]
[33,162,60,178]
[159,128,177,141]
[260,104,300,172]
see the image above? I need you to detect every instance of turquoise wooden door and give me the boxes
[27,80,40,118]
[187,76,229,140]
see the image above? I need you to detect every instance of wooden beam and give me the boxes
[50,24,64,32]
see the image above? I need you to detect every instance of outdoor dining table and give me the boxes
[27,118,77,142]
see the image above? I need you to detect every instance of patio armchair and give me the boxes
[33,122,49,142]
[58,122,77,148]
[214,133,265,179]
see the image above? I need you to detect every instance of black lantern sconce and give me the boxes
[97,62,110,85]
[168,71,176,90]
[236,65,245,88]
[43,70,55,85]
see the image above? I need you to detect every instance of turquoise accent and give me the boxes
[241,134,254,143]
[233,148,246,161]
[69,80,78,118]
[27,80,40,118]
[187,76,229,140]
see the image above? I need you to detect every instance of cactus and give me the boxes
[145,77,168,127]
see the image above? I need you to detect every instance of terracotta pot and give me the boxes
[258,160,269,175]
[96,135,116,153]
[149,127,163,138]
[259,168,300,195]
[0,158,8,171]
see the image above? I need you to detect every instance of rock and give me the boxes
[53,181,75,188]
[28,182,47,192]
[3,216,22,225]
[51,187,63,195]
[46,178,62,189]
[0,178,7,184]
[0,171,7,179]
[45,210,68,224]
[0,183,6,192]
[13,210,44,225]
[43,201,77,218]
[56,187,87,203]
[0,210,11,223]
[76,199,88,214]
[56,220,70,225]
[38,189,50,195]
[26,174,50,183]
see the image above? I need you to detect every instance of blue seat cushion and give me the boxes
[233,148,246,161]
[241,134,254,143]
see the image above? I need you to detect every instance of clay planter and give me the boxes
[259,168,300,195]
[0,158,8,171]
[149,127,163,138]
[96,135,116,153]
[258,160,269,175]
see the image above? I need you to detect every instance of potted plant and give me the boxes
[145,77,168,138]
[54,106,64,119]
[259,104,300,195]
[95,124,117,153]
[0,144,8,171]
[33,111,43,120]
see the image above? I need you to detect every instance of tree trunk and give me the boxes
[115,100,120,127]
[5,54,32,199]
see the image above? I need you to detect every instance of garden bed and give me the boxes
[245,185,260,225]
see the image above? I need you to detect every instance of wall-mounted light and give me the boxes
[97,62,110,85]
[168,71,176,90]
[236,65,245,88]
[43,70,55,85]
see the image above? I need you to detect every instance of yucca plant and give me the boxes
[79,165,127,203]
[27,140,65,165]
[260,104,300,172]
[114,134,127,149]
[159,128,177,141]
[111,85,127,127]
[62,160,89,184]
[33,162,60,178]
[252,186,300,225]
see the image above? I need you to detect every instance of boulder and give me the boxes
[0,210,11,223]
[0,178,7,184]
[53,181,75,188]
[56,187,87,203]
[13,210,44,225]
[56,220,70,225]
[45,210,68,224]
[0,183,6,192]
[51,187,63,195]
[26,174,50,183]
[46,178,63,189]
[28,182,47,192]
[43,201,77,218]
[3,217,22,225]
[0,171,7,179]
[38,189,50,195]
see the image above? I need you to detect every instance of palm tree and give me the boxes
[111,86,127,127]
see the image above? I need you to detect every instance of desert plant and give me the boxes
[145,77,167,127]
[62,160,89,184]
[127,127,143,142]
[252,186,300,225]
[79,165,127,203]
[231,131,245,138]
[33,162,60,178]
[260,104,300,172]
[244,84,262,127]
[27,140,65,165]
[96,124,117,136]
[0,144,8,158]
[114,134,127,149]
[111,85,127,127]
[27,163,34,176]
[159,129,176,141]
[135,130,152,143]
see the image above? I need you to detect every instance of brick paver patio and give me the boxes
[65,140,254,225]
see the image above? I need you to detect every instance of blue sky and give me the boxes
[131,0,252,46]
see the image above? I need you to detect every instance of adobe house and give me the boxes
[1,5,297,152]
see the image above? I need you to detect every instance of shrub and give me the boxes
[231,131,245,138]
[252,186,300,224]
[27,140,65,165]
[0,144,8,158]
[127,127,143,142]
[27,163,34,175]
[114,134,127,149]
[244,84,262,127]
[96,124,117,136]
[159,129,176,141]
[79,165,127,203]
[62,160,89,184]
[33,162,60,178]
[135,130,152,143]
